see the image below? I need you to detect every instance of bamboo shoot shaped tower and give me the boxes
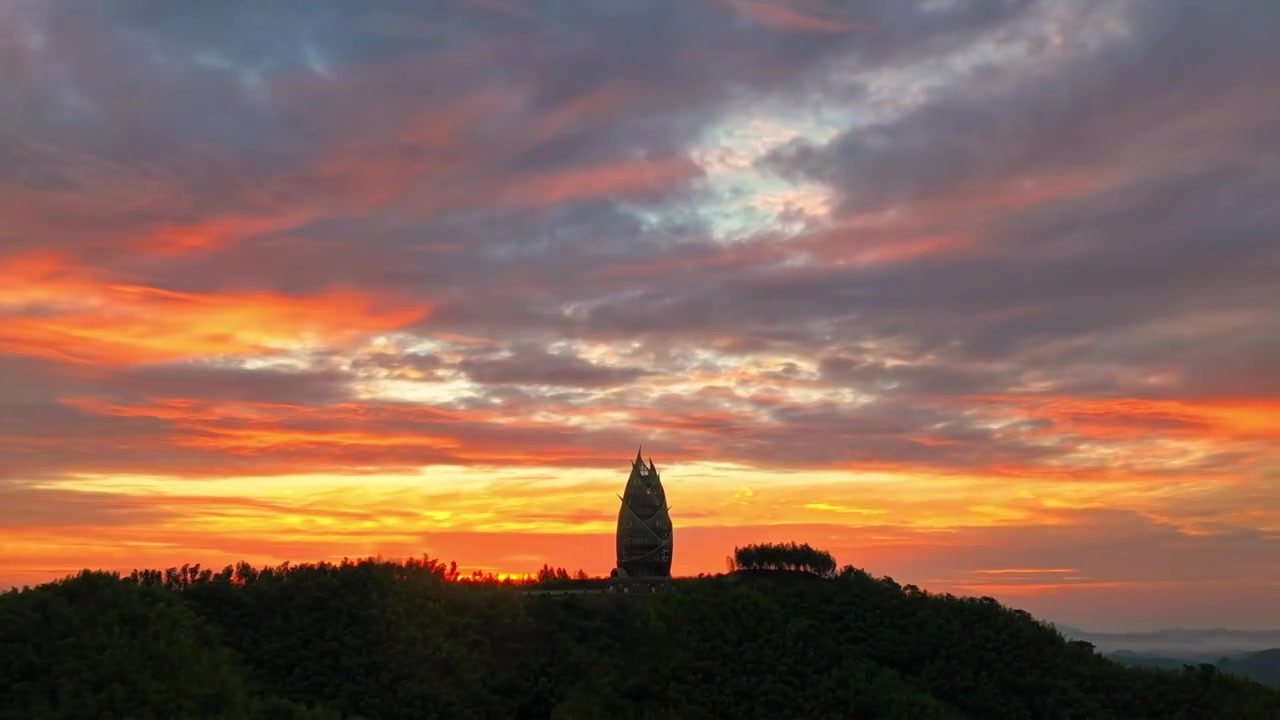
[615,448,673,578]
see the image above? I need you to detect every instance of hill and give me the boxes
[1219,649,1280,688]
[1108,648,1280,689]
[1107,650,1203,670]
[2,558,1279,719]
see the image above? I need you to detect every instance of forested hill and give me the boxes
[3,559,1279,720]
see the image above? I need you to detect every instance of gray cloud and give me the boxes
[764,1,1279,212]
[459,345,650,388]
[347,351,445,380]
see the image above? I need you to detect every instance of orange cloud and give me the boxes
[972,568,1077,576]
[953,581,1134,596]
[972,395,1280,442]
[937,171,1118,216]
[0,251,430,365]
[51,395,623,473]
[523,85,662,150]
[805,231,972,268]
[9,72,687,264]
[176,427,461,452]
[497,156,701,208]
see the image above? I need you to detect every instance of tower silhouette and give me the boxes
[614,447,673,578]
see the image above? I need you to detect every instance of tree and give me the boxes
[732,542,837,576]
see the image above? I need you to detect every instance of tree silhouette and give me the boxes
[2,552,1278,719]
[732,541,837,576]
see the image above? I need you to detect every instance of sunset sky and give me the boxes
[2,0,1278,632]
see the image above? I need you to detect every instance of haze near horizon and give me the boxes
[1,0,1277,632]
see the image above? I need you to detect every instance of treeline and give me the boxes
[731,541,837,576]
[3,554,1280,719]
[535,564,589,583]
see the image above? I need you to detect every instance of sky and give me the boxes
[1,0,1277,632]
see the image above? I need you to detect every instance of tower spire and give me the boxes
[635,446,644,466]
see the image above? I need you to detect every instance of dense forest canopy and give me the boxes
[3,553,1279,719]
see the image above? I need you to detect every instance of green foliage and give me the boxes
[3,553,1279,719]
[732,541,837,576]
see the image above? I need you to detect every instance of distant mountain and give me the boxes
[1107,648,1280,688]
[1059,625,1280,658]
[1107,650,1197,670]
[1221,649,1280,688]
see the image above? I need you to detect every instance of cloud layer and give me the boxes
[2,0,1277,629]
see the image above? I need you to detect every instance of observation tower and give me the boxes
[614,448,673,578]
